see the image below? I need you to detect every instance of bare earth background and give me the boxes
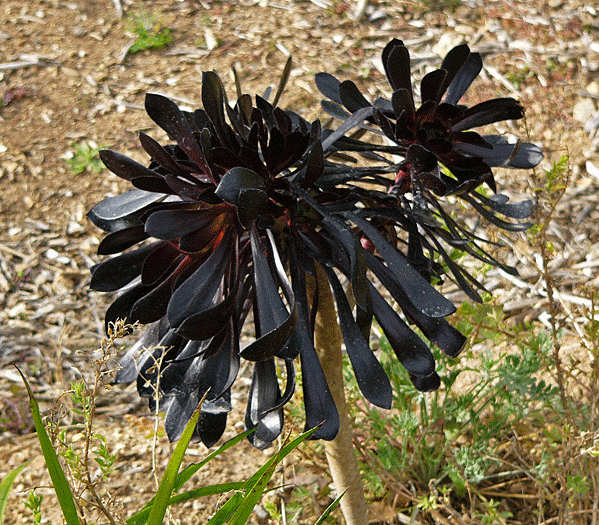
[1,0,598,523]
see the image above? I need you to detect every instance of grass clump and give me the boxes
[127,11,172,54]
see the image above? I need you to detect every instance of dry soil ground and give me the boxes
[1,0,599,523]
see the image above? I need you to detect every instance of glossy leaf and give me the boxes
[245,359,284,449]
[345,212,456,317]
[322,265,393,409]
[241,229,297,361]
[90,243,156,292]
[383,40,412,93]
[369,283,436,379]
[290,260,339,440]
[315,72,342,104]
[452,98,524,132]
[444,51,483,105]
[97,225,148,255]
[87,189,164,223]
[167,235,231,328]
[145,93,211,180]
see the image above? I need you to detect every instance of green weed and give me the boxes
[65,141,104,174]
[127,11,173,54]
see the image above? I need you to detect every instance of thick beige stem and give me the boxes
[313,265,369,525]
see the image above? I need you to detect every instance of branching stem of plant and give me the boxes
[313,263,369,525]
[81,327,121,525]
[536,159,571,425]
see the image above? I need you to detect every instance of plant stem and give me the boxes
[313,264,369,525]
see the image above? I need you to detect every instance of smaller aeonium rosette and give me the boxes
[315,40,542,302]
[317,39,543,195]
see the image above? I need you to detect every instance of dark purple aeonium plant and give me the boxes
[317,40,543,194]
[315,40,542,303]
[88,42,541,449]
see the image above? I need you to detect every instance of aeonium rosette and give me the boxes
[315,40,542,302]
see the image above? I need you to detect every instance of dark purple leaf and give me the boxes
[437,44,471,101]
[202,71,237,151]
[130,176,175,194]
[236,188,270,227]
[451,131,492,149]
[369,284,436,377]
[177,219,231,254]
[461,193,533,232]
[241,229,297,361]
[290,258,339,440]
[129,275,173,324]
[145,93,212,180]
[296,140,324,188]
[115,319,167,383]
[457,135,543,169]
[176,324,239,400]
[274,106,293,133]
[469,191,534,220]
[383,40,412,93]
[444,51,482,105]
[321,106,374,152]
[245,359,284,449]
[365,251,466,358]
[315,72,342,104]
[452,98,524,132]
[391,88,415,120]
[429,235,483,302]
[215,167,266,205]
[140,243,183,285]
[97,225,148,255]
[139,132,194,180]
[104,283,150,329]
[195,408,229,447]
[145,207,217,240]
[320,99,351,121]
[175,289,236,340]
[164,174,209,200]
[99,149,160,182]
[420,69,446,104]
[90,242,156,292]
[296,188,368,310]
[272,55,293,108]
[164,388,201,442]
[339,80,372,113]
[88,189,164,222]
[167,235,232,328]
[322,265,392,409]
[345,212,456,317]
[410,372,441,392]
[373,108,397,141]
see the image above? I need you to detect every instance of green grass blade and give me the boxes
[0,459,34,525]
[146,393,205,525]
[172,428,255,493]
[126,482,243,525]
[228,427,319,525]
[205,492,244,525]
[131,428,256,522]
[16,367,82,525]
[228,453,279,525]
[314,488,346,525]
